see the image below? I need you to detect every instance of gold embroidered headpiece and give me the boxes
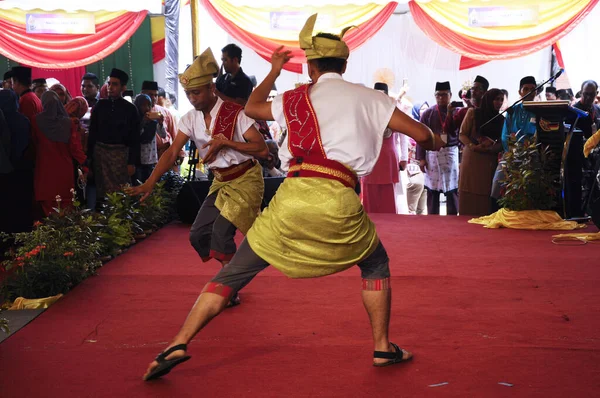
[179,47,219,90]
[299,14,354,61]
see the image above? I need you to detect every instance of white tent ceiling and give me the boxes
[0,0,162,14]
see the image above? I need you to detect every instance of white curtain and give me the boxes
[559,3,600,93]
[177,7,552,114]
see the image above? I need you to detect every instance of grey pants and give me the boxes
[189,192,237,262]
[406,171,427,215]
[206,240,392,297]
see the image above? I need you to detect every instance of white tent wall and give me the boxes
[559,3,600,94]
[176,5,551,114]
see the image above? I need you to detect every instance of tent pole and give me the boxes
[190,0,200,57]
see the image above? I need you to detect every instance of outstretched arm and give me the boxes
[387,108,444,151]
[125,131,190,201]
[245,47,293,121]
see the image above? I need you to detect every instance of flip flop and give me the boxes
[373,342,413,367]
[144,344,191,381]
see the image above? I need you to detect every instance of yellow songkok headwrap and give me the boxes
[299,14,354,61]
[179,47,219,90]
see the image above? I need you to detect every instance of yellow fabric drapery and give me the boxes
[209,0,387,42]
[151,15,165,43]
[0,9,126,25]
[417,0,593,41]
[468,209,586,230]
[9,294,63,310]
[552,231,600,243]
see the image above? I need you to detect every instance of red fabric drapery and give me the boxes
[0,12,148,69]
[459,56,488,70]
[410,1,598,62]
[30,67,86,101]
[199,0,397,73]
[152,39,166,64]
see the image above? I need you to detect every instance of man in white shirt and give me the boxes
[140,15,443,381]
[128,47,268,306]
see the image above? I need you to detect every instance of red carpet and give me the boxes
[1,215,600,397]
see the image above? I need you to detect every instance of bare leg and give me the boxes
[143,239,269,379]
[358,243,413,365]
[362,288,412,365]
[143,292,228,379]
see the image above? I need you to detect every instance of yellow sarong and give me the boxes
[208,162,263,235]
[247,178,379,278]
[468,208,585,230]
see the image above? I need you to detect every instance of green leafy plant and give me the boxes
[1,176,182,303]
[499,135,560,211]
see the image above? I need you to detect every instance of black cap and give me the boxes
[109,68,129,86]
[474,75,489,90]
[32,78,47,86]
[141,80,159,91]
[374,82,389,94]
[546,86,557,94]
[435,81,451,91]
[3,70,12,81]
[520,76,537,88]
[10,66,32,85]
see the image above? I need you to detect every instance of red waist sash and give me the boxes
[287,156,357,189]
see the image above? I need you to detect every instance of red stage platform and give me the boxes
[1,215,599,397]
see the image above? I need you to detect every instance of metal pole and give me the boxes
[190,0,201,57]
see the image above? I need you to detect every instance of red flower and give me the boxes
[33,221,43,227]
[63,252,74,257]
[17,262,25,267]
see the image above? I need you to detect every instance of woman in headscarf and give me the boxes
[458,88,505,216]
[0,90,34,232]
[32,90,87,215]
[411,102,429,121]
[65,96,90,202]
[65,96,89,151]
[133,94,166,183]
[50,83,73,105]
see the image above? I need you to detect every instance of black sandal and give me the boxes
[144,344,191,381]
[373,342,413,367]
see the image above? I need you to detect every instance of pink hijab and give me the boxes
[65,96,88,120]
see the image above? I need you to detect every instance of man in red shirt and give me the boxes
[444,75,489,142]
[10,67,42,122]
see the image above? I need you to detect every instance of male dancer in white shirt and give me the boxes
[141,15,444,381]
[128,48,268,307]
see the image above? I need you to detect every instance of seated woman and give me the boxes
[458,89,505,216]
[32,91,87,215]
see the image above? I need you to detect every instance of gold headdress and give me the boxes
[179,47,219,90]
[299,14,354,60]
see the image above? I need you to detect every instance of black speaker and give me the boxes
[262,177,285,209]
[176,181,211,224]
[177,177,287,224]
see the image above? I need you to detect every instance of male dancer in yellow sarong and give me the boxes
[128,48,268,308]
[142,15,444,381]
